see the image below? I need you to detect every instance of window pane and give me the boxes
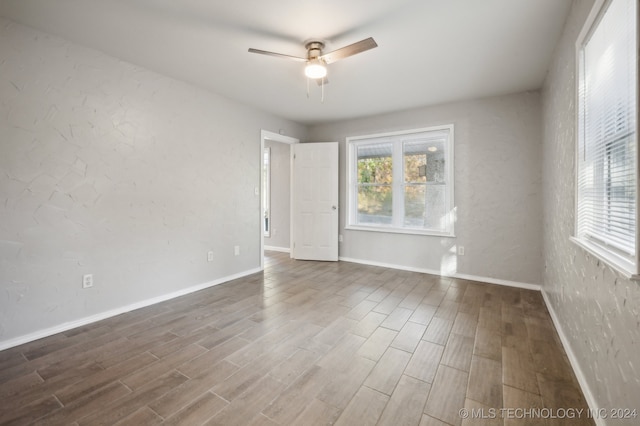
[404,184,446,230]
[357,144,393,184]
[358,185,392,225]
[348,126,453,236]
[577,0,637,256]
[404,141,446,183]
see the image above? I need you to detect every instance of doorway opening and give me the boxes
[260,130,298,270]
[263,147,271,238]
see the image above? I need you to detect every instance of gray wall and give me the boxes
[264,140,290,250]
[5,10,637,417]
[0,19,306,345]
[308,92,543,285]
[541,0,640,413]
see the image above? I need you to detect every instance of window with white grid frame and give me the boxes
[346,125,454,237]
[574,0,639,277]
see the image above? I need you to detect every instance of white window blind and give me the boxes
[576,0,638,275]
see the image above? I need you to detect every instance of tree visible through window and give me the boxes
[403,140,446,230]
[357,144,393,225]
[348,126,454,236]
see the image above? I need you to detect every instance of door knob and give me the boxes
[332,205,337,210]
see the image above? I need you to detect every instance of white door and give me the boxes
[291,142,339,261]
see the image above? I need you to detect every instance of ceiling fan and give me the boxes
[248,37,378,82]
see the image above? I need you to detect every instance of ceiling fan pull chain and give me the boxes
[321,78,324,103]
[306,77,310,99]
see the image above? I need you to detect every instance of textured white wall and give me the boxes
[0,19,306,344]
[264,140,290,250]
[308,92,543,285]
[541,0,640,415]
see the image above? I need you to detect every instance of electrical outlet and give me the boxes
[457,246,465,256]
[82,274,93,289]
[339,234,343,242]
[234,245,240,256]
[207,251,214,262]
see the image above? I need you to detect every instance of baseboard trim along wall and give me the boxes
[264,246,291,253]
[338,256,541,291]
[0,267,263,352]
[540,290,603,426]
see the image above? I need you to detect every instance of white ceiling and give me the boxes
[0,0,571,125]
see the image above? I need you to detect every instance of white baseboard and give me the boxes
[0,267,262,352]
[338,256,540,291]
[264,246,291,253]
[541,290,603,426]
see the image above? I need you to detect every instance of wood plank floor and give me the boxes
[0,252,594,425]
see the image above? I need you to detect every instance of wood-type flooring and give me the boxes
[0,251,594,425]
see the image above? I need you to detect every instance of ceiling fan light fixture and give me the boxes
[305,59,327,79]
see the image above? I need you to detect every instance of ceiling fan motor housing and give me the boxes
[305,41,325,60]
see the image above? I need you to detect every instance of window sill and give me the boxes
[570,236,640,281]
[345,224,455,238]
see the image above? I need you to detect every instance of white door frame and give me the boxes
[260,130,299,270]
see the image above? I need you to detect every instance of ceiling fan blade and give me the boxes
[248,48,307,62]
[320,37,377,64]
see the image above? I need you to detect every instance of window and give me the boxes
[347,125,454,236]
[574,0,638,278]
